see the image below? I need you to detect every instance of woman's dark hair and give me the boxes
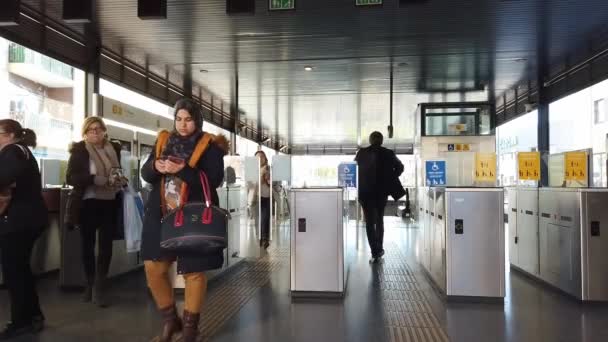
[173,98,203,131]
[255,150,268,166]
[0,119,37,147]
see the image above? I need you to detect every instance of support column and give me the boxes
[537,0,550,187]
[84,24,100,117]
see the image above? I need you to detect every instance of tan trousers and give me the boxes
[144,260,207,313]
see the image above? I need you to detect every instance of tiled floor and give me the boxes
[1,217,608,342]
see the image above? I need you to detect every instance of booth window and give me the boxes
[594,99,606,124]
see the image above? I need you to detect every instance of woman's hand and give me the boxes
[155,159,167,174]
[164,160,185,174]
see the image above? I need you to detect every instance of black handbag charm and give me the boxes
[160,171,229,255]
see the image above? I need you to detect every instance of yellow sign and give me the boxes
[475,153,497,182]
[518,152,541,180]
[112,104,123,115]
[564,152,587,181]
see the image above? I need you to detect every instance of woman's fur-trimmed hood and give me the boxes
[212,134,230,155]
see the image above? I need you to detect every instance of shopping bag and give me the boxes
[122,185,143,253]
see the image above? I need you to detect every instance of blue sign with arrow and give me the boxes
[425,160,446,186]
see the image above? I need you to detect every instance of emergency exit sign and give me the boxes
[269,0,295,10]
[356,0,382,5]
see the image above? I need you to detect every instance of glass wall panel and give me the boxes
[549,78,608,187]
[496,111,538,186]
[0,38,85,163]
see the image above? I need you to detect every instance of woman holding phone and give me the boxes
[66,117,125,308]
[141,98,228,342]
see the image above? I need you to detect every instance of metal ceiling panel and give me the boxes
[13,0,608,147]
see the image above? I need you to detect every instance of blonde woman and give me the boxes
[66,117,125,307]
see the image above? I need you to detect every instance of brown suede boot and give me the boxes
[159,305,182,342]
[182,310,200,342]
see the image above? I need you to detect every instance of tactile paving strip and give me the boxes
[151,246,290,342]
[378,243,449,342]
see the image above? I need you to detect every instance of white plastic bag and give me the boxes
[123,185,143,253]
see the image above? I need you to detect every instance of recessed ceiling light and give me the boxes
[304,66,314,71]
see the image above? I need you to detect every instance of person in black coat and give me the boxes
[65,117,125,308]
[0,120,47,340]
[141,98,227,342]
[355,131,404,261]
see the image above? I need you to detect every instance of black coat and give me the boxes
[65,140,122,227]
[0,144,48,235]
[140,133,227,274]
[355,145,405,200]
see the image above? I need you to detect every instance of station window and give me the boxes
[0,37,85,161]
[496,110,538,186]
[549,78,608,187]
[594,98,606,124]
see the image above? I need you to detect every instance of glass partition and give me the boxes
[271,155,292,247]
[244,156,263,257]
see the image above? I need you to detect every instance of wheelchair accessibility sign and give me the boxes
[425,160,446,186]
[338,162,357,188]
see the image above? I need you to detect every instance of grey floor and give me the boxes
[1,218,608,342]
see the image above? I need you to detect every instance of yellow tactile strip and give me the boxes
[150,247,289,342]
[387,327,450,342]
[379,244,450,342]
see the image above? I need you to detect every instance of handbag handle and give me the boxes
[174,171,213,227]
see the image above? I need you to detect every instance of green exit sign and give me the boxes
[356,0,382,5]
[270,0,295,10]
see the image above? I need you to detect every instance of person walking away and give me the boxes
[355,131,404,262]
[255,151,271,249]
[0,120,48,339]
[66,117,126,307]
[141,98,228,342]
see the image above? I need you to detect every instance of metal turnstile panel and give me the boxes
[446,189,504,298]
[581,191,608,301]
[430,189,446,291]
[291,189,343,294]
[422,188,434,270]
[507,188,518,266]
[517,188,540,275]
[538,189,581,298]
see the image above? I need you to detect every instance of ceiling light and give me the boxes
[304,66,314,71]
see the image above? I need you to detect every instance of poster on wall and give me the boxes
[475,153,497,183]
[517,152,541,181]
[564,151,588,181]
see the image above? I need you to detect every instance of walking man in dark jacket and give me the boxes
[355,131,404,262]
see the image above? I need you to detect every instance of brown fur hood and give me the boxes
[156,130,230,156]
[212,133,230,155]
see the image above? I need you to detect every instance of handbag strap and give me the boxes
[173,171,213,227]
[180,171,212,208]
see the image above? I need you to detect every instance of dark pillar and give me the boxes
[537,0,550,187]
[84,23,101,117]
